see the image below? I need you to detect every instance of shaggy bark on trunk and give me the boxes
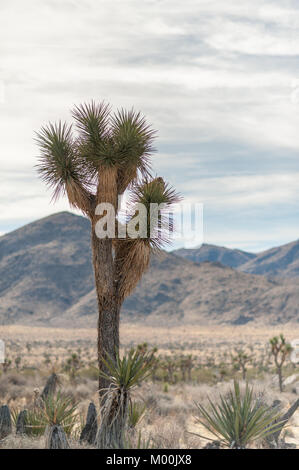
[16,410,27,435]
[41,373,59,400]
[91,225,121,396]
[96,388,128,449]
[0,405,12,439]
[80,402,98,445]
[46,425,69,449]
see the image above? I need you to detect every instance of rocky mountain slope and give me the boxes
[173,244,256,268]
[0,212,298,326]
[238,239,299,278]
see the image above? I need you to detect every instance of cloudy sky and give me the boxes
[1,0,299,252]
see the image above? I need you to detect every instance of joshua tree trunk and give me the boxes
[91,225,121,396]
[278,367,283,393]
[241,365,246,381]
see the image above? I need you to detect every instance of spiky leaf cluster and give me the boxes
[195,381,285,448]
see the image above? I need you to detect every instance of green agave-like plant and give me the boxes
[195,381,286,448]
[99,348,155,391]
[10,408,19,427]
[13,392,79,437]
[97,348,154,449]
[41,391,78,435]
[11,407,46,437]
[22,408,46,437]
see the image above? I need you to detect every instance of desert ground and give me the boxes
[0,323,299,449]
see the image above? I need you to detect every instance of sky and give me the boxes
[1,0,299,252]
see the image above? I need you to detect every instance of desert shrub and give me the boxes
[6,373,27,386]
[120,430,155,449]
[151,418,184,448]
[79,366,99,381]
[195,367,216,385]
[21,368,37,378]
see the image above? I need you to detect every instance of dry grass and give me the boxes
[0,324,299,449]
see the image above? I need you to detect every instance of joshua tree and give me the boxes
[161,354,179,384]
[64,353,82,381]
[36,101,180,396]
[2,357,11,374]
[231,348,252,381]
[270,334,292,392]
[15,356,22,370]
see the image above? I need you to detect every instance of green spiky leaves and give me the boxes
[112,109,155,191]
[36,102,157,201]
[99,348,154,392]
[35,121,90,201]
[126,177,182,250]
[194,381,286,449]
[74,105,155,188]
[131,177,180,210]
[72,101,112,169]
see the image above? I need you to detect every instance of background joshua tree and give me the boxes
[36,101,180,396]
[270,334,292,392]
[231,348,252,381]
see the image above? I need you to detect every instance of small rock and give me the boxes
[283,374,299,387]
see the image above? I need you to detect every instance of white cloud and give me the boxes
[1,0,299,251]
[182,173,299,207]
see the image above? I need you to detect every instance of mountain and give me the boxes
[0,212,299,326]
[239,239,299,278]
[64,255,299,326]
[0,212,93,323]
[173,244,256,268]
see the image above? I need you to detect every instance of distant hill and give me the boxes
[174,240,299,279]
[0,212,94,324]
[0,212,299,326]
[238,239,299,278]
[173,244,256,268]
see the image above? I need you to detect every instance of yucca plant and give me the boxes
[36,102,181,396]
[21,408,46,437]
[10,408,19,427]
[14,392,79,437]
[41,391,78,435]
[11,407,46,437]
[97,348,154,449]
[194,381,285,448]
